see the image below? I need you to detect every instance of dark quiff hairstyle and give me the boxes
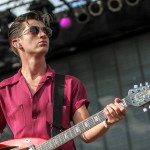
[8,10,53,56]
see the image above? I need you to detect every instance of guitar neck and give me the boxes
[36,110,106,150]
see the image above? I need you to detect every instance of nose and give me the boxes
[38,29,47,38]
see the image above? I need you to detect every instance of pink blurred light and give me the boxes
[59,17,72,28]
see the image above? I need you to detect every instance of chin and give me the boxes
[39,47,48,52]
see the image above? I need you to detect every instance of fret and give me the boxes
[36,144,43,150]
[49,138,60,150]
[69,128,76,139]
[97,111,106,121]
[36,110,106,150]
[83,120,90,129]
[40,141,54,150]
[45,142,53,150]
[53,134,64,149]
[88,117,95,128]
[49,138,56,148]
[63,131,69,140]
[54,138,59,146]
[39,144,49,150]
[92,115,100,126]
[5,83,150,150]
[93,115,100,122]
[58,133,64,144]
[36,145,41,150]
[62,129,73,143]
[80,120,90,133]
[75,126,80,133]
[77,122,84,133]
[68,129,72,137]
[47,144,53,150]
[38,138,54,150]
[68,126,81,140]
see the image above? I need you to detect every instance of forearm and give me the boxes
[73,100,126,143]
[80,121,109,143]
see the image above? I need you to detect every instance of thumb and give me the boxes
[114,98,121,103]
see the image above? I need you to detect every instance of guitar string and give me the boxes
[36,87,150,150]
[123,86,150,106]
[36,110,106,150]
[37,95,143,149]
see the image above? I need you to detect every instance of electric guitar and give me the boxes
[1,83,150,150]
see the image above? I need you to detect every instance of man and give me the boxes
[0,11,126,149]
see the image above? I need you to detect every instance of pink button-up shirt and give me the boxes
[0,66,89,150]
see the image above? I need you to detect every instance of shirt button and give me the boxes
[32,112,37,119]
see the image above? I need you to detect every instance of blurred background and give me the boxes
[0,0,150,150]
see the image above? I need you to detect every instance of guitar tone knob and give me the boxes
[143,108,148,112]
[145,82,149,86]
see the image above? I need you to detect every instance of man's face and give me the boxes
[18,19,50,57]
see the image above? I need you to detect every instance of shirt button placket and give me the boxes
[32,112,37,119]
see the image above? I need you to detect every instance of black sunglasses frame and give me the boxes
[20,26,53,37]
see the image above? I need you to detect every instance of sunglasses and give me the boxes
[20,26,53,37]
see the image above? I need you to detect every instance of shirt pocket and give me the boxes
[7,104,26,132]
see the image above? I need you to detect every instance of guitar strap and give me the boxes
[51,74,65,137]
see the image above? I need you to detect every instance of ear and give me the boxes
[12,39,22,49]
[12,39,17,48]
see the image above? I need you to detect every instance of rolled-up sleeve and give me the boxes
[70,78,90,117]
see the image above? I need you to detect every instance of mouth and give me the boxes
[39,41,47,45]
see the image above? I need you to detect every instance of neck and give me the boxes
[21,57,47,81]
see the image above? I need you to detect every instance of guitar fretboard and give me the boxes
[36,110,106,150]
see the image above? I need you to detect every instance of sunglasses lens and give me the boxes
[23,26,52,37]
[47,28,53,37]
[42,27,52,37]
[30,26,39,34]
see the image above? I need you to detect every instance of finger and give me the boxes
[114,101,126,114]
[104,107,113,118]
[114,98,126,114]
[103,107,119,124]
[105,104,120,118]
[114,98,121,103]
[107,103,125,119]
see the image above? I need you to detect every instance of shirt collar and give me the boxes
[44,65,55,81]
[0,65,55,88]
[17,65,55,82]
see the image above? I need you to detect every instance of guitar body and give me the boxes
[0,138,50,150]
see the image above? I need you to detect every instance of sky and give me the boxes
[0,0,86,16]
